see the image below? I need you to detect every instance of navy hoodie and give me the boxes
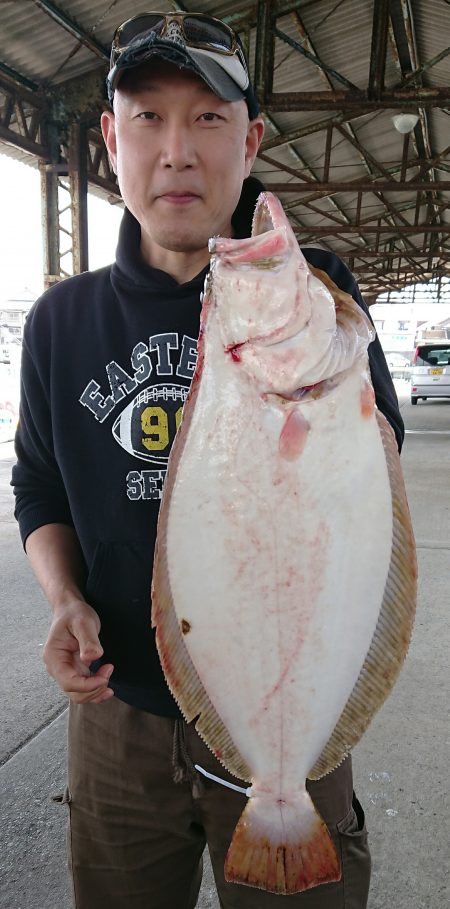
[12,177,404,716]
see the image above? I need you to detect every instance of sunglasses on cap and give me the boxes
[110,11,250,86]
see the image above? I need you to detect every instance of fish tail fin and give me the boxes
[224,788,341,895]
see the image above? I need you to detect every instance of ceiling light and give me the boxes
[392,113,420,134]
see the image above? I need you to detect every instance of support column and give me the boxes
[68,122,89,275]
[39,120,61,288]
[39,114,89,288]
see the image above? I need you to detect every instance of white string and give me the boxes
[194,764,253,798]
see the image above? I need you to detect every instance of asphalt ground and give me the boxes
[1,380,449,908]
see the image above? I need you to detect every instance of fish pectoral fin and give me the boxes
[224,790,341,895]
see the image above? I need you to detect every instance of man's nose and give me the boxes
[160,126,196,170]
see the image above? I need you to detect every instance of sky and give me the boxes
[0,153,124,303]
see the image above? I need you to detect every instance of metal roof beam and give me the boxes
[351,196,449,229]
[330,252,437,259]
[258,147,367,255]
[288,11,372,176]
[273,27,359,91]
[0,123,47,157]
[261,111,367,152]
[258,1,362,245]
[0,72,46,109]
[289,224,449,235]
[221,0,322,30]
[389,0,438,217]
[257,131,322,239]
[334,123,421,254]
[279,162,444,208]
[334,123,393,181]
[264,87,450,111]
[0,61,38,93]
[258,148,315,185]
[0,73,48,156]
[265,180,450,192]
[287,9,371,243]
[274,9,402,258]
[368,0,390,100]
[413,143,450,178]
[86,128,120,197]
[33,0,109,61]
[398,45,450,88]
[254,0,275,103]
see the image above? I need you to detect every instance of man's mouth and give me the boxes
[158,192,201,204]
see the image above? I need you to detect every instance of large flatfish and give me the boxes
[152,192,416,894]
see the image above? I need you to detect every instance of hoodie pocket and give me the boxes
[85,540,153,611]
[83,540,157,683]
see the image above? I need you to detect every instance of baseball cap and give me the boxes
[107,11,260,119]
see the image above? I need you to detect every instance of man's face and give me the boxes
[101,61,264,258]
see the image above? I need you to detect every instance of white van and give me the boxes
[410,343,450,404]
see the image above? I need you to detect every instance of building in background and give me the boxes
[0,288,35,342]
[371,277,450,363]
[0,289,35,440]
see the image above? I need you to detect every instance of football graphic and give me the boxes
[112,383,188,464]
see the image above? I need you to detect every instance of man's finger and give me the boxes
[94,663,114,680]
[71,619,104,665]
[68,686,114,705]
[58,668,111,696]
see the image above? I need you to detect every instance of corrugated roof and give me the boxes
[0,0,449,292]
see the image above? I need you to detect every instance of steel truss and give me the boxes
[0,0,449,293]
[0,68,119,287]
[252,0,450,293]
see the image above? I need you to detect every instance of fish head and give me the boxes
[208,192,322,352]
[207,192,374,396]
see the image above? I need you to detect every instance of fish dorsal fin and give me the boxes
[152,524,252,781]
[308,411,417,779]
[151,369,252,783]
[308,264,357,310]
[309,264,375,343]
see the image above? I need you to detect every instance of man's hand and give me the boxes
[24,525,114,704]
[43,599,114,703]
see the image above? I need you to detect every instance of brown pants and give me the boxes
[63,698,370,908]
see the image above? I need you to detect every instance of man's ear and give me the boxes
[244,117,265,178]
[101,110,117,175]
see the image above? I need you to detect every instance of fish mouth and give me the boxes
[209,193,291,268]
[252,191,288,236]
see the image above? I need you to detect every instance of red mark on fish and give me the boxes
[360,380,375,417]
[279,409,310,460]
[226,342,244,362]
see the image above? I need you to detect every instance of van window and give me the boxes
[418,347,450,366]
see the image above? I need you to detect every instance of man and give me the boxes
[12,11,403,909]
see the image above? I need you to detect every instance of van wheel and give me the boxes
[411,397,418,405]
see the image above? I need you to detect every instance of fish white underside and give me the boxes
[165,308,393,792]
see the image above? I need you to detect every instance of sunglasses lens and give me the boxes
[111,13,247,78]
[116,15,166,49]
[182,16,234,51]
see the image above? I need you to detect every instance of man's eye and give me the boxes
[137,112,159,120]
[200,112,221,122]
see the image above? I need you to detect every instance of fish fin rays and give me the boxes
[151,313,252,784]
[224,790,340,894]
[308,410,417,780]
[152,525,252,783]
[308,264,356,310]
